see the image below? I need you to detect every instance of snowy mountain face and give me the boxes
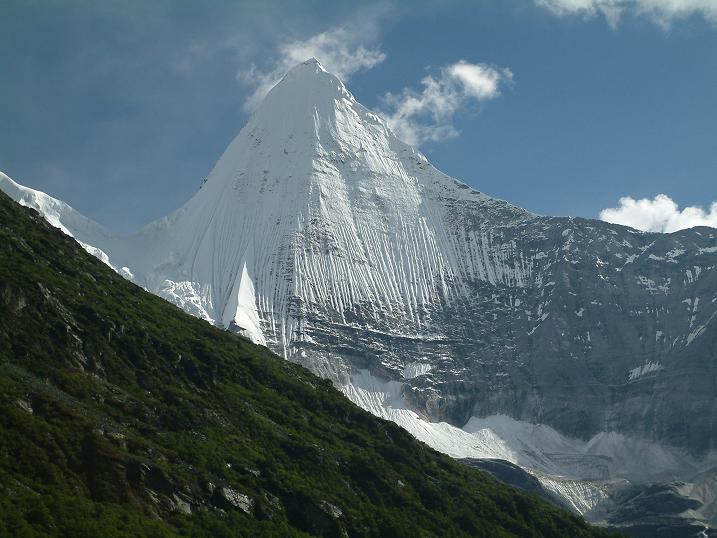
[3,59,717,532]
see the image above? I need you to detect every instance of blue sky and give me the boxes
[1,0,715,234]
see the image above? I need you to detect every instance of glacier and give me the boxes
[3,58,717,533]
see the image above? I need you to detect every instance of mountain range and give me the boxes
[2,58,716,535]
[0,187,620,536]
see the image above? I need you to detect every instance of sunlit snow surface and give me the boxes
[133,61,530,348]
[3,59,717,524]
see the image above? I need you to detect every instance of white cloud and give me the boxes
[599,194,717,232]
[238,25,385,111]
[535,0,717,28]
[380,61,513,145]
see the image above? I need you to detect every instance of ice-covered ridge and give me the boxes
[0,172,118,268]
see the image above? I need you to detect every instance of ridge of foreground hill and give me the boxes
[0,191,618,537]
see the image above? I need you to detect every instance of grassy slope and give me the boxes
[0,191,618,537]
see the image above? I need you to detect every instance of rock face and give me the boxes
[2,59,716,528]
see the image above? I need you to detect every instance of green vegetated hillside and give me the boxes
[0,189,618,537]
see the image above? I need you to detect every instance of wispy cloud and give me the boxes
[238,24,386,111]
[380,61,513,145]
[599,194,717,232]
[535,0,717,29]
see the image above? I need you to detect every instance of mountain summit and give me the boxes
[2,61,717,532]
[106,56,530,360]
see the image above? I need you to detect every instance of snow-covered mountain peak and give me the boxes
[267,57,354,108]
[110,60,533,350]
[2,61,531,351]
[3,60,717,528]
[188,59,446,231]
[246,56,357,144]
